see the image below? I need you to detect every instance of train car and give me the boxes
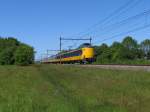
[42,43,95,64]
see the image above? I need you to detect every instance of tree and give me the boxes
[0,37,19,65]
[121,36,142,60]
[0,48,15,65]
[96,47,112,64]
[0,37,19,51]
[15,44,34,65]
[141,39,150,59]
[94,43,108,57]
[122,36,138,50]
[0,37,34,65]
[110,42,125,61]
[147,51,150,60]
[93,36,149,64]
[0,38,6,52]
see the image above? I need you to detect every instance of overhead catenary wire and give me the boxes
[79,1,133,34]
[41,0,146,61]
[95,22,150,44]
[65,0,141,49]
[78,0,142,38]
[92,9,150,38]
[69,0,141,39]
[66,0,134,39]
[91,7,150,45]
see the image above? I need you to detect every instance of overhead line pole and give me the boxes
[60,37,62,64]
[90,37,92,45]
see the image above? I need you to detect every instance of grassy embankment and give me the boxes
[0,65,150,112]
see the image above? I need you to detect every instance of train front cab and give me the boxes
[81,47,95,64]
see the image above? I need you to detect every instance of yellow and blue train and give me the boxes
[42,43,95,64]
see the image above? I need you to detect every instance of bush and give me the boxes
[0,48,15,65]
[14,44,34,66]
[0,37,35,66]
[95,36,150,65]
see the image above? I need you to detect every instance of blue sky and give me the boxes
[0,0,150,59]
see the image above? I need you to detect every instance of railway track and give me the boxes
[72,64,150,72]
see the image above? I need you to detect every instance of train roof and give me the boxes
[58,49,81,55]
[78,43,91,48]
[53,43,92,57]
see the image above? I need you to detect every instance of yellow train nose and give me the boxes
[82,48,94,59]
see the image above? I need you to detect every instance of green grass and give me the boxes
[0,65,150,112]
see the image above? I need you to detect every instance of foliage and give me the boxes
[122,36,138,49]
[147,51,150,59]
[0,48,15,65]
[141,39,150,59]
[0,37,34,65]
[15,44,34,65]
[94,43,108,57]
[95,36,150,64]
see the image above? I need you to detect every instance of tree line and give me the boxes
[0,37,34,65]
[94,36,150,64]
